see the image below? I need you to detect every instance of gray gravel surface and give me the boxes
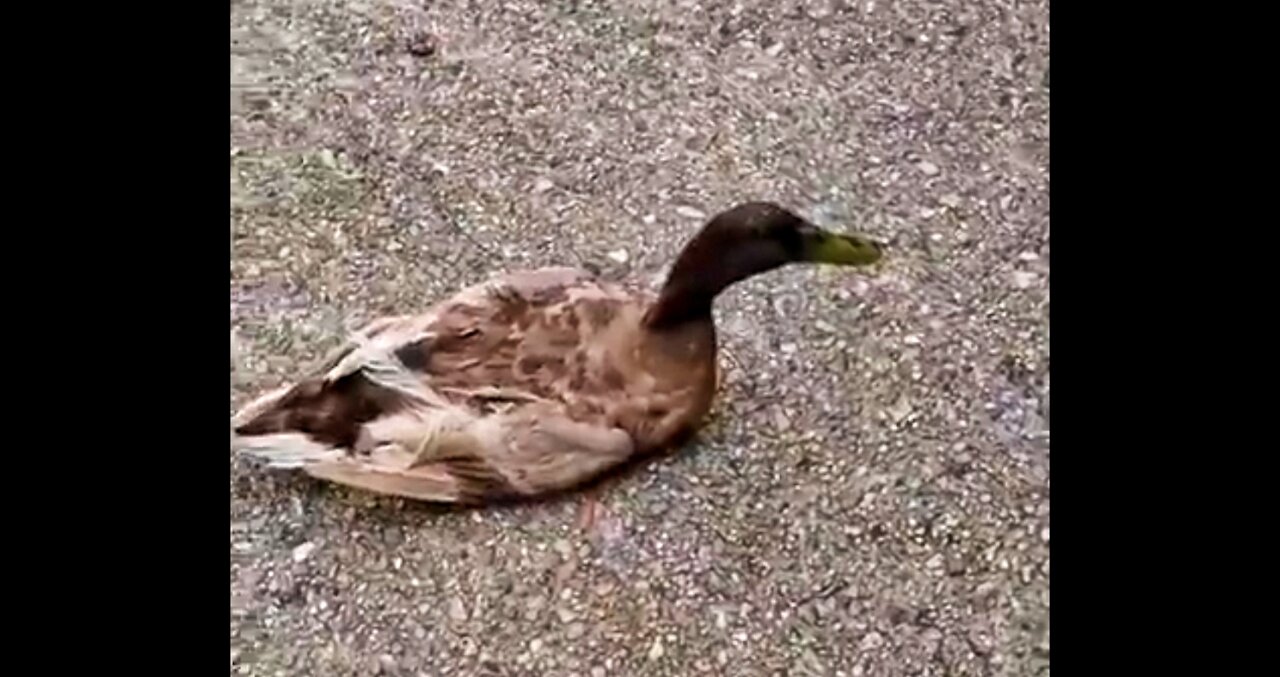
[230,1,1049,675]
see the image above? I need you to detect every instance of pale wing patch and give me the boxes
[496,410,635,494]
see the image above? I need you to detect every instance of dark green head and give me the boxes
[646,201,885,328]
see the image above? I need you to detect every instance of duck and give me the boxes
[231,201,883,510]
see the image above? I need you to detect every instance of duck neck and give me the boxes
[644,280,717,330]
[643,234,790,331]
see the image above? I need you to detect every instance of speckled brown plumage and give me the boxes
[232,202,883,504]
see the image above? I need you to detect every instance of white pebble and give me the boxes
[859,631,884,650]
[918,161,940,176]
[676,205,707,220]
[607,248,629,263]
[1011,270,1039,289]
[291,542,317,563]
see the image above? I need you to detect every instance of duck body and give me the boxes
[234,266,717,503]
[232,202,883,504]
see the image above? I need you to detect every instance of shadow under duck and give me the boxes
[232,202,883,505]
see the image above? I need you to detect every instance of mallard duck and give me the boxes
[232,201,882,507]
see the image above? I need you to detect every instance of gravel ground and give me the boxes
[230,1,1049,675]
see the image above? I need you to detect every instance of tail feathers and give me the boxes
[231,383,293,431]
[232,431,346,469]
[231,327,485,504]
[231,428,469,503]
[231,331,439,448]
[231,430,471,499]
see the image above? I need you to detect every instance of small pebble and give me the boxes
[887,397,913,423]
[771,407,792,431]
[553,538,574,557]
[676,205,707,220]
[918,161,940,176]
[859,631,884,651]
[407,32,438,57]
[1011,271,1039,289]
[448,597,468,622]
[291,542,317,563]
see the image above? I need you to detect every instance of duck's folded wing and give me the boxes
[302,457,491,503]
[240,405,634,504]
[495,412,636,496]
[302,411,635,503]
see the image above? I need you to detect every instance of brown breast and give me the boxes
[607,317,719,452]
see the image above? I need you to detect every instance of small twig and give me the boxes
[792,579,847,609]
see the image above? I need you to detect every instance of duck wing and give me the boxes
[291,406,635,504]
